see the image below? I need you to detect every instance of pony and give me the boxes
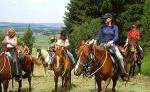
[124,39,142,76]
[74,41,121,92]
[53,46,73,92]
[36,48,49,75]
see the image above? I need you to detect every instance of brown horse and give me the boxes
[74,41,120,92]
[0,53,11,92]
[124,39,141,76]
[53,46,73,92]
[17,48,36,91]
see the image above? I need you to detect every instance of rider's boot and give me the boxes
[15,61,22,82]
[119,60,129,81]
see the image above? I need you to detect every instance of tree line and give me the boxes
[63,0,150,54]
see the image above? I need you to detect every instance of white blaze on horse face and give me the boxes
[36,52,39,59]
[56,55,60,68]
[75,58,80,72]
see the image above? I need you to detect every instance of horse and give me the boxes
[36,48,49,75]
[0,53,11,92]
[124,39,142,76]
[53,46,73,92]
[74,41,120,92]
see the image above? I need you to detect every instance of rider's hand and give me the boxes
[107,40,114,47]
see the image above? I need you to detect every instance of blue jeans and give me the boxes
[67,50,75,64]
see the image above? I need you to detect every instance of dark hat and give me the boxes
[60,31,66,36]
[102,13,113,19]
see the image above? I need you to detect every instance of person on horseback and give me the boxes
[48,36,57,70]
[55,31,75,66]
[124,24,144,62]
[94,13,128,80]
[2,28,22,80]
[20,42,29,55]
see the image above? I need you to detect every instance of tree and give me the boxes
[0,32,3,52]
[23,25,34,54]
[138,0,150,51]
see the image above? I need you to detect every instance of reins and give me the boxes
[88,46,108,78]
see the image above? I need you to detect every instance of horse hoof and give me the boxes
[112,88,116,92]
[29,88,32,91]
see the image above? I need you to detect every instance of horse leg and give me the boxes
[105,78,111,89]
[43,65,46,76]
[132,64,136,76]
[64,75,68,92]
[129,65,132,77]
[112,73,119,92]
[138,63,141,75]
[95,76,103,92]
[62,76,64,88]
[0,82,2,92]
[54,76,58,92]
[18,80,22,92]
[28,76,32,91]
[3,80,9,92]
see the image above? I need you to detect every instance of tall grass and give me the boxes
[142,53,150,76]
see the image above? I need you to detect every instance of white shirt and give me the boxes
[56,39,69,47]
[5,36,17,48]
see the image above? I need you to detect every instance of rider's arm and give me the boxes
[11,36,18,47]
[95,26,103,43]
[112,25,119,43]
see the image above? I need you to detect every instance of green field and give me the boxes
[6,35,150,92]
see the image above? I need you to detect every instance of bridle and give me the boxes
[77,44,108,77]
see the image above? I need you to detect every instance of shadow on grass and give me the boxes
[51,83,78,92]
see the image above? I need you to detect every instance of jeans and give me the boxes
[67,50,75,64]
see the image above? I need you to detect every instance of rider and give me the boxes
[95,13,128,80]
[56,31,75,66]
[2,28,22,80]
[20,42,30,55]
[48,36,57,70]
[124,24,144,61]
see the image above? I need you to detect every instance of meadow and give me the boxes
[7,35,150,92]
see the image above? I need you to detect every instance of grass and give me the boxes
[6,35,149,92]
[142,53,150,76]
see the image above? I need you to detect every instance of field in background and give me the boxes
[7,35,150,92]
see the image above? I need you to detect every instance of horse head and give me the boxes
[54,46,67,69]
[74,40,94,76]
[127,40,138,53]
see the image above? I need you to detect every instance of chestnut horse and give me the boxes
[53,46,73,92]
[74,41,120,92]
[17,47,36,91]
[0,53,11,92]
[124,40,142,76]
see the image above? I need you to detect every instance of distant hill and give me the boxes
[0,22,64,35]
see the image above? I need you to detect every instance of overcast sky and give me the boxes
[0,0,69,23]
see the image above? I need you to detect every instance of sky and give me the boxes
[0,0,70,23]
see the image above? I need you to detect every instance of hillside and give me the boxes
[0,22,64,35]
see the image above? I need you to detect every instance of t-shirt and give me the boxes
[56,39,69,47]
[128,30,140,40]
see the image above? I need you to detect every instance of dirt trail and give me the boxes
[8,65,150,92]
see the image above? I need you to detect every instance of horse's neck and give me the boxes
[94,48,106,64]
